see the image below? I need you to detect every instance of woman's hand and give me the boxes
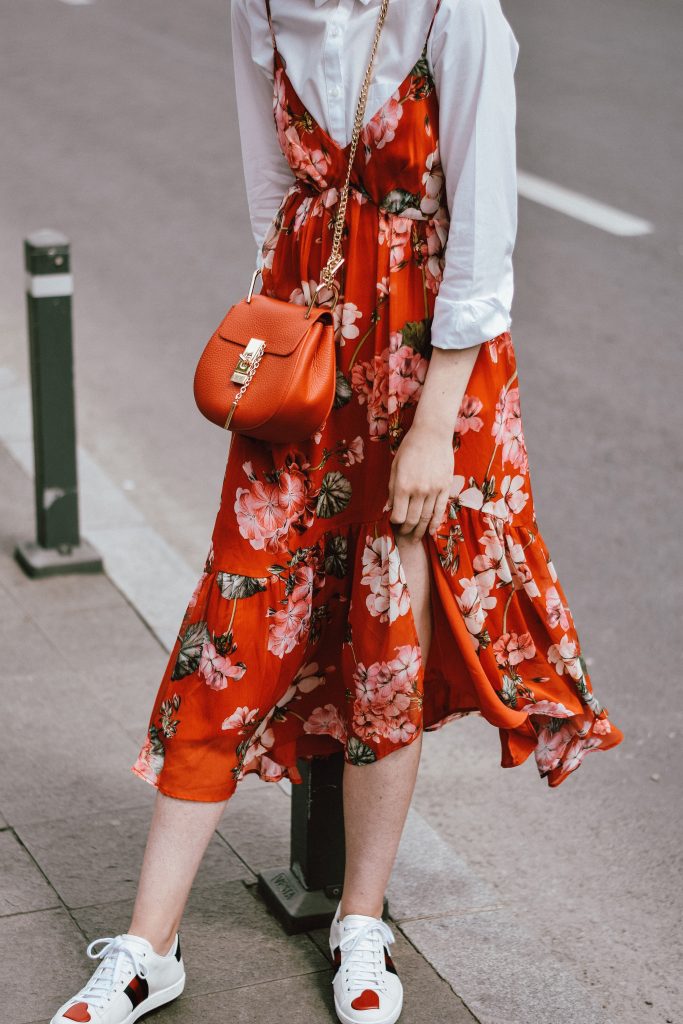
[387,342,483,540]
[387,423,454,539]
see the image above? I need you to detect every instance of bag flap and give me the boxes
[217,294,334,357]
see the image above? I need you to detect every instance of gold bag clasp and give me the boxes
[231,337,266,384]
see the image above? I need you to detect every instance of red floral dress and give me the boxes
[132,7,623,800]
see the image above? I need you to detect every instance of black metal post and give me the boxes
[15,229,103,577]
[257,751,388,933]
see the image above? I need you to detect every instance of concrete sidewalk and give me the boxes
[0,442,477,1024]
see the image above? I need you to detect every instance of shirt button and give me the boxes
[330,84,341,98]
[330,24,340,36]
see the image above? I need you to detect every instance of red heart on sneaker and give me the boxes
[351,989,380,1010]
[64,1002,91,1022]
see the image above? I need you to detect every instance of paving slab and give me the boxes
[17,802,252,909]
[401,908,611,1024]
[72,880,329,998]
[0,830,59,916]
[0,670,145,827]
[0,908,88,1024]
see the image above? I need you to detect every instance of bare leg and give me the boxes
[127,791,228,954]
[340,534,432,919]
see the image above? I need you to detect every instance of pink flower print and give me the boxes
[593,718,612,735]
[387,332,429,411]
[303,703,348,743]
[234,481,289,552]
[339,436,365,466]
[199,642,246,691]
[289,278,336,308]
[277,470,306,521]
[334,301,362,347]
[473,529,511,586]
[273,69,288,136]
[521,699,573,718]
[267,596,311,659]
[420,145,444,217]
[283,125,329,188]
[362,92,403,154]
[376,275,390,297]
[545,586,571,632]
[352,647,419,743]
[260,754,287,781]
[361,534,411,624]
[534,722,575,773]
[500,475,529,517]
[547,633,583,680]
[387,644,422,688]
[561,733,603,773]
[292,195,313,233]
[423,216,448,292]
[378,215,413,270]
[293,661,326,694]
[449,474,486,513]
[221,706,259,732]
[493,631,536,668]
[242,725,275,769]
[455,394,484,435]
[456,578,488,644]
[492,386,528,473]
[505,535,540,598]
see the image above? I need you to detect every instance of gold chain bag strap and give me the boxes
[193,0,390,443]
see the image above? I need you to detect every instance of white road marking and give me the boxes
[57,0,95,5]
[518,170,654,236]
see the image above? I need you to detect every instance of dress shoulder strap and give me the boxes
[425,0,444,44]
[264,0,277,53]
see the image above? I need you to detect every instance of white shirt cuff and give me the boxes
[430,296,512,350]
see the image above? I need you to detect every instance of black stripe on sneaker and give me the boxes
[175,934,182,961]
[384,948,399,976]
[124,974,149,1008]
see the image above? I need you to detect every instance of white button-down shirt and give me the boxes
[231,0,520,349]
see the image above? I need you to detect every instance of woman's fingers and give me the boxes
[396,493,429,536]
[428,487,450,537]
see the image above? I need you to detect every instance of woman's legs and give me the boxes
[339,533,432,919]
[127,792,228,954]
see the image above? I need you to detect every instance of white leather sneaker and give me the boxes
[50,932,185,1024]
[329,902,403,1024]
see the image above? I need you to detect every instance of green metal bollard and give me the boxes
[15,230,103,578]
[257,751,388,934]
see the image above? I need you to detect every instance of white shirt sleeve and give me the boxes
[428,0,520,350]
[230,0,296,271]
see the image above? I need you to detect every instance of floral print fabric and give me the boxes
[132,29,623,800]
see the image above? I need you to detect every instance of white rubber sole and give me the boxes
[52,973,186,1024]
[333,992,403,1024]
[126,974,186,1024]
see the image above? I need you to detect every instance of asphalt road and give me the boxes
[1,1,682,1021]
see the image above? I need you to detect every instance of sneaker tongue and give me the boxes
[118,933,154,954]
[342,913,383,930]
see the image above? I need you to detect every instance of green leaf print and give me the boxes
[316,471,352,518]
[333,370,353,409]
[497,673,518,708]
[324,534,349,578]
[346,737,377,765]
[171,621,210,680]
[216,572,267,600]
[379,188,423,216]
[401,318,432,357]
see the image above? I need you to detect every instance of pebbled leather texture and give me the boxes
[193,293,336,442]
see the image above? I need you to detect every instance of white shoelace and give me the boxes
[339,918,396,993]
[78,936,149,1010]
